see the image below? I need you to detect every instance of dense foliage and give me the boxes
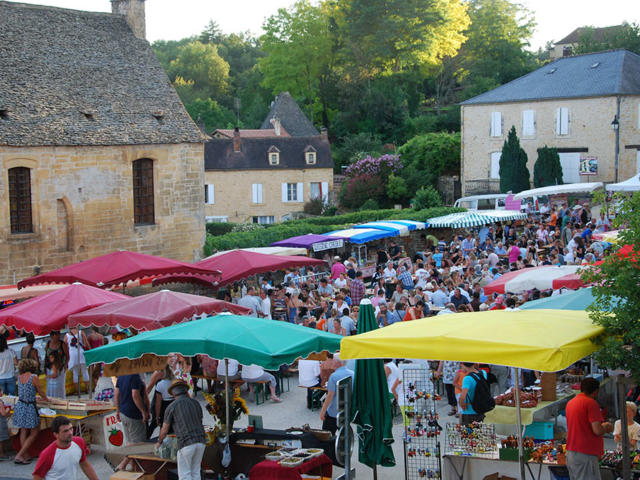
[574,22,640,56]
[499,126,530,194]
[582,192,640,380]
[204,206,463,254]
[533,146,563,188]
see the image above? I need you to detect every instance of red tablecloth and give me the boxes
[249,453,332,480]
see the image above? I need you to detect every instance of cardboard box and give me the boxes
[541,372,557,401]
[109,472,154,480]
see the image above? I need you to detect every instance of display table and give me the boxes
[484,393,575,425]
[443,454,557,480]
[127,453,177,480]
[249,453,332,480]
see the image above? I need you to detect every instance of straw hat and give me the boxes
[167,379,189,396]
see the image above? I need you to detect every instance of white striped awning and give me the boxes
[426,210,527,229]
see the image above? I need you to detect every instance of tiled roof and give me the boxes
[556,25,623,45]
[205,136,333,170]
[213,128,290,138]
[260,92,320,137]
[461,49,640,105]
[0,1,203,146]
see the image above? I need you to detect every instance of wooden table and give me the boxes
[128,453,176,480]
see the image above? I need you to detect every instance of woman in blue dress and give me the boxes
[13,359,49,464]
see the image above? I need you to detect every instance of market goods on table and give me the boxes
[530,441,567,465]
[494,390,539,408]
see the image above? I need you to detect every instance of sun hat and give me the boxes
[168,379,189,396]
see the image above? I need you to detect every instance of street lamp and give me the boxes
[612,115,620,182]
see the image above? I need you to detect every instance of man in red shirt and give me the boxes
[33,416,98,480]
[565,378,613,480]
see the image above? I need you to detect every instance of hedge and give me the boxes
[204,206,463,255]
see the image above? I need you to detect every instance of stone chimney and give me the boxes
[111,0,146,40]
[320,127,328,141]
[270,117,282,136]
[233,127,241,152]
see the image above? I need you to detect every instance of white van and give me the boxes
[454,194,509,211]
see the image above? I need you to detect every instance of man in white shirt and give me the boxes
[33,416,98,480]
[260,289,272,319]
[238,287,262,317]
[298,360,322,409]
[431,285,448,307]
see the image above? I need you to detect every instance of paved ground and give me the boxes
[0,374,451,479]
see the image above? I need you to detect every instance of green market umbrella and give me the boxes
[519,286,621,311]
[351,299,395,474]
[85,313,341,369]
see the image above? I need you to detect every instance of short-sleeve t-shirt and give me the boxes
[115,374,145,419]
[508,246,521,264]
[566,392,604,456]
[461,370,487,415]
[327,366,354,418]
[32,436,87,480]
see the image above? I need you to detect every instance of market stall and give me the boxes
[85,313,342,476]
[483,265,584,295]
[340,309,605,480]
[425,210,528,229]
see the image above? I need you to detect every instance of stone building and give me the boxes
[0,0,205,284]
[460,49,640,195]
[549,25,623,60]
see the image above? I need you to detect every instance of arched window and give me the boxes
[8,167,32,233]
[132,158,154,225]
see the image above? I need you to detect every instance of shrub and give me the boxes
[412,186,443,209]
[359,199,380,211]
[206,222,235,236]
[303,198,324,216]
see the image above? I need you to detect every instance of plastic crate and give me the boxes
[523,421,554,440]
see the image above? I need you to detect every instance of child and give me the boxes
[453,363,465,418]
[46,351,66,399]
[0,388,10,460]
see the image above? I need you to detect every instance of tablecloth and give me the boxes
[249,453,332,480]
[484,393,575,425]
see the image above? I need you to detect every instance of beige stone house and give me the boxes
[549,25,623,60]
[460,49,640,195]
[0,0,205,284]
[205,93,333,224]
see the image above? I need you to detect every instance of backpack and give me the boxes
[468,371,495,414]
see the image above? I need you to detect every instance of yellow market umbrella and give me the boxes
[340,309,604,480]
[340,309,603,371]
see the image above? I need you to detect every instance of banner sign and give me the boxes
[103,354,167,376]
[579,156,598,175]
[312,239,344,252]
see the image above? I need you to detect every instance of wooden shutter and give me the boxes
[8,167,32,233]
[491,112,502,137]
[321,181,329,204]
[522,110,535,136]
[281,183,288,202]
[132,158,154,225]
[296,182,303,202]
[206,184,215,204]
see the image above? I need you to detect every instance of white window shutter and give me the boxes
[490,152,501,179]
[556,108,562,135]
[297,182,303,202]
[560,107,569,135]
[206,184,215,204]
[522,110,535,136]
[257,184,263,203]
[321,181,329,204]
[491,112,502,137]
[281,183,288,202]
[252,184,257,203]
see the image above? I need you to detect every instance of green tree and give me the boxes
[396,132,461,195]
[259,0,339,126]
[386,174,409,203]
[582,192,640,379]
[340,0,470,74]
[533,146,563,188]
[185,98,236,132]
[168,41,230,99]
[499,126,530,193]
[574,22,640,56]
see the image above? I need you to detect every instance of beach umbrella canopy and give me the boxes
[85,313,342,370]
[339,309,603,372]
[68,290,251,331]
[352,300,395,470]
[17,251,220,289]
[153,250,325,288]
[0,283,129,335]
[484,265,584,295]
[425,210,527,229]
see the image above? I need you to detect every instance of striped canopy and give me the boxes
[387,220,427,230]
[325,228,395,244]
[426,210,527,229]
[353,221,411,236]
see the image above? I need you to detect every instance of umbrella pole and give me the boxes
[225,358,230,440]
[514,368,525,480]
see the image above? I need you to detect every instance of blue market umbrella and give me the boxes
[351,299,395,473]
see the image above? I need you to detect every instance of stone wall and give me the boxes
[204,168,334,223]
[0,142,205,284]
[461,95,640,195]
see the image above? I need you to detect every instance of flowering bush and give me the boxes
[339,173,386,209]
[344,154,403,179]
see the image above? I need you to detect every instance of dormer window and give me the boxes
[304,145,317,165]
[268,146,280,165]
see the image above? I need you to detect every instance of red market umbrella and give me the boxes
[0,283,129,335]
[484,265,585,295]
[17,251,220,289]
[68,289,252,331]
[154,250,326,288]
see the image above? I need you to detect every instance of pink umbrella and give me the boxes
[0,283,129,335]
[68,290,252,331]
[17,251,220,289]
[484,266,585,295]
